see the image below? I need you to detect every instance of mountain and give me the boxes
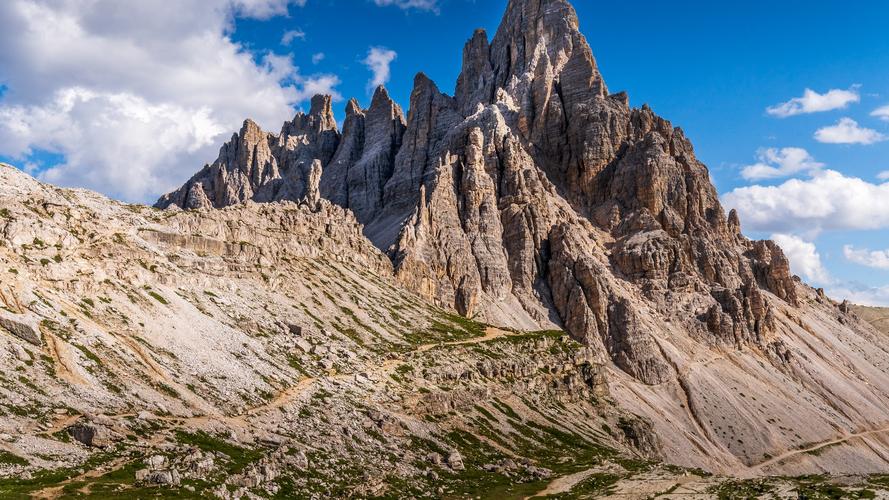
[161,0,889,476]
[854,305,889,336]
[2,0,889,497]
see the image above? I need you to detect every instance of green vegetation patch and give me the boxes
[174,430,263,475]
[147,291,169,305]
[0,450,28,466]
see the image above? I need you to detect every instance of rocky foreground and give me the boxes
[4,0,889,497]
[3,163,889,499]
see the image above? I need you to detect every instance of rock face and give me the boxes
[157,0,797,388]
[7,0,889,484]
[321,87,407,225]
[0,310,43,346]
[155,95,340,210]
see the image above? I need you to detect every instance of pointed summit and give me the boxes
[345,97,362,117]
[489,0,606,97]
[455,28,494,116]
[309,94,335,121]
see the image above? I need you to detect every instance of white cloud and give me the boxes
[363,47,398,91]
[872,104,889,122]
[312,52,325,64]
[722,170,889,235]
[280,29,306,45]
[814,118,885,145]
[878,171,889,181]
[741,147,824,180]
[2,88,225,202]
[771,233,831,284]
[766,87,860,118]
[373,0,439,12]
[293,75,342,103]
[232,0,306,19]
[826,283,889,307]
[0,0,338,203]
[844,246,889,270]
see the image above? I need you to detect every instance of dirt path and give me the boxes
[40,413,82,436]
[32,455,135,499]
[25,326,532,497]
[32,430,170,500]
[753,426,889,470]
[246,377,317,416]
[417,326,514,353]
[529,467,599,498]
[243,327,518,418]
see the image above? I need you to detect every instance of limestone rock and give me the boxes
[0,310,42,346]
[69,421,117,448]
[157,0,812,387]
[447,450,465,471]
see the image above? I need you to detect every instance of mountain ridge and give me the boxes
[151,0,889,478]
[2,0,889,496]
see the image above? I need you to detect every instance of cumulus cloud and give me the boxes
[280,29,306,45]
[766,87,860,118]
[771,234,831,284]
[0,88,225,202]
[740,147,824,180]
[878,171,889,181]
[373,0,439,12]
[873,104,889,122]
[827,283,889,307]
[294,74,342,102]
[722,170,889,235]
[232,0,306,19]
[363,47,398,91]
[814,118,885,145]
[0,0,339,203]
[312,52,326,64]
[844,246,889,270]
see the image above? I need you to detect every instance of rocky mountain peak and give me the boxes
[491,0,606,96]
[455,28,494,116]
[158,0,799,391]
[345,97,362,117]
[309,93,334,117]
[10,1,889,490]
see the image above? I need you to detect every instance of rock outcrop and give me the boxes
[155,95,340,210]
[157,0,802,389]
[5,0,889,487]
[0,310,43,346]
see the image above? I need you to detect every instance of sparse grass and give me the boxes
[0,450,28,466]
[403,311,487,346]
[73,343,102,366]
[174,430,263,475]
[0,452,116,497]
[569,473,623,497]
[147,291,169,305]
[154,382,179,398]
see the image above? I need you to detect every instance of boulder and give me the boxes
[447,450,465,471]
[68,421,116,448]
[0,310,42,346]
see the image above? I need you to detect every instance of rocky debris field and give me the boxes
[2,165,889,499]
[0,163,660,498]
[5,0,889,496]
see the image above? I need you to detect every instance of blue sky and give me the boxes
[2,0,889,304]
